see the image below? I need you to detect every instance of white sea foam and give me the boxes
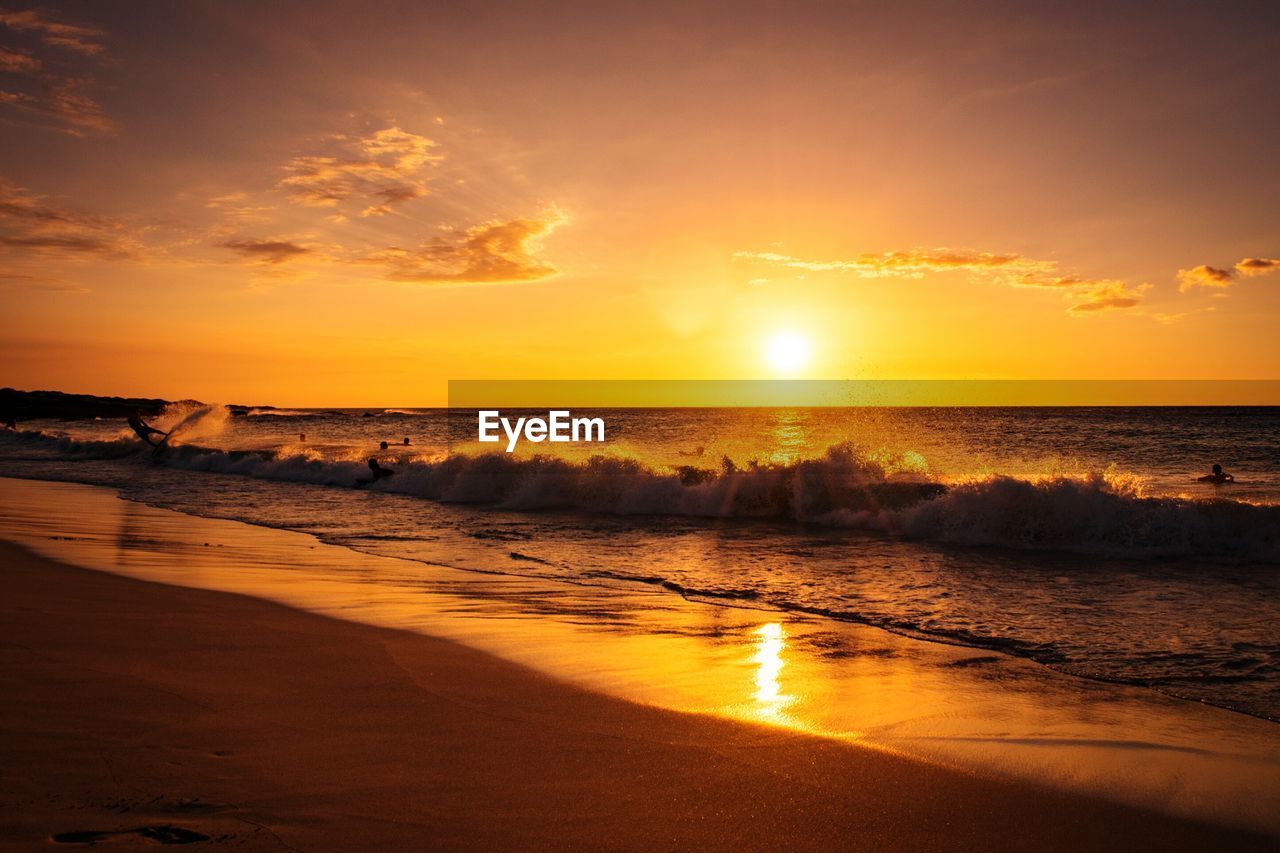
[12,427,1279,561]
[241,408,317,417]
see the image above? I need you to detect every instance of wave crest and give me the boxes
[6,430,1278,561]
[834,471,1278,559]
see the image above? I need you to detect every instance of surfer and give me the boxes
[127,413,168,448]
[380,440,389,450]
[1198,463,1234,484]
[402,436,410,445]
[368,458,394,480]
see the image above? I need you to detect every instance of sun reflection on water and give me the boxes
[765,409,808,465]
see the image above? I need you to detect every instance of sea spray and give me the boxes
[7,427,1278,561]
[156,403,231,446]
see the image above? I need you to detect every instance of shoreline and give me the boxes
[0,539,1272,850]
[0,464,1273,729]
[1,475,1279,839]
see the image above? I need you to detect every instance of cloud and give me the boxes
[0,178,135,257]
[0,46,38,71]
[219,238,311,264]
[0,75,114,133]
[1177,257,1280,292]
[279,127,441,216]
[0,271,88,292]
[203,127,564,285]
[737,247,1149,315]
[1234,257,1280,277]
[1154,306,1217,325]
[0,178,76,223]
[1067,281,1152,314]
[1177,264,1234,292]
[206,193,275,227]
[0,8,113,134]
[0,233,114,252]
[734,248,1057,279]
[742,246,1274,315]
[0,10,105,55]
[365,212,564,284]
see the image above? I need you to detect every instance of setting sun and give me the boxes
[2,5,1280,850]
[764,331,814,375]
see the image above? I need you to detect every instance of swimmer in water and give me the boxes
[1198,463,1235,484]
[368,458,395,480]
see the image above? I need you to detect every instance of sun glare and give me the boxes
[764,331,813,375]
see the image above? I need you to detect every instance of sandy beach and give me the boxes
[4,0,1279,848]
[0,539,1271,851]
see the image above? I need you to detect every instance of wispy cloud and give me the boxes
[279,127,441,217]
[1153,306,1217,325]
[1177,264,1234,292]
[205,192,276,227]
[0,8,113,134]
[0,270,88,292]
[736,247,1150,315]
[0,9,104,55]
[365,212,564,284]
[0,46,38,71]
[196,124,568,286]
[1067,281,1152,314]
[0,178,136,257]
[1177,257,1280,291]
[0,177,77,223]
[1234,257,1280,277]
[734,248,1056,279]
[219,238,311,265]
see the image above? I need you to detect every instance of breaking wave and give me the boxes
[239,408,319,418]
[6,428,1279,561]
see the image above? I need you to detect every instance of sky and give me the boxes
[1,0,1278,405]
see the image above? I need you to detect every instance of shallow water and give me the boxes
[1,405,1278,720]
[2,476,1278,837]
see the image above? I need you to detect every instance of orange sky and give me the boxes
[1,1,1278,405]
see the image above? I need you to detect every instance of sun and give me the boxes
[763,331,813,375]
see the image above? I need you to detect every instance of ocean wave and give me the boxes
[827,473,1280,560]
[238,408,320,418]
[6,429,1278,561]
[3,429,140,460]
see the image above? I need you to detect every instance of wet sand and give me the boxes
[0,540,1270,851]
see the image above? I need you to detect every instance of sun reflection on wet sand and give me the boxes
[3,477,1280,837]
[752,622,795,721]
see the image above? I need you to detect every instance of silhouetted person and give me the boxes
[2,415,15,431]
[402,436,410,445]
[380,440,389,450]
[1198,463,1234,484]
[368,458,394,480]
[127,413,168,448]
[299,432,306,442]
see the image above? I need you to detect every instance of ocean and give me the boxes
[1,404,1277,721]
